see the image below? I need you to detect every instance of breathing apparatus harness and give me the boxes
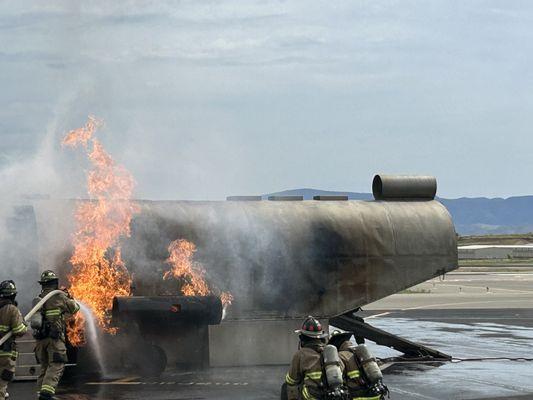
[295,318,349,400]
[0,290,65,349]
[32,308,60,340]
[328,330,388,400]
[31,289,71,340]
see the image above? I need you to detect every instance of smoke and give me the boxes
[118,200,323,319]
[0,92,86,311]
[0,100,328,322]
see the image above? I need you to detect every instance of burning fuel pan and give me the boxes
[112,295,223,326]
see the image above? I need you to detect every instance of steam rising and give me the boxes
[0,101,313,322]
[0,95,88,311]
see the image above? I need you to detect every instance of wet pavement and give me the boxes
[365,308,533,399]
[9,308,533,399]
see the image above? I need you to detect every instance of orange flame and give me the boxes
[164,239,233,307]
[62,115,102,148]
[164,239,210,296]
[63,116,139,346]
[220,291,234,307]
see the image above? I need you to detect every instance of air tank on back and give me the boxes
[322,344,344,389]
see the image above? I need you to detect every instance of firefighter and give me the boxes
[285,316,331,400]
[33,270,80,400]
[329,331,387,400]
[0,280,27,400]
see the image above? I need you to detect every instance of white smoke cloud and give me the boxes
[0,89,89,310]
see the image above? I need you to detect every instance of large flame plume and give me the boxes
[164,239,233,307]
[62,116,139,345]
[63,116,233,345]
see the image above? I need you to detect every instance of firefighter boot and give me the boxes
[38,392,54,400]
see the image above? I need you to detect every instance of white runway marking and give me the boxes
[438,282,533,294]
[86,380,250,386]
[402,299,533,311]
[366,311,391,319]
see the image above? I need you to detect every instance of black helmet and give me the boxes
[0,280,17,298]
[39,270,59,284]
[295,316,328,339]
[328,330,353,349]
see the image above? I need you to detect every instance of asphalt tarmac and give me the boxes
[9,272,533,400]
[366,271,533,310]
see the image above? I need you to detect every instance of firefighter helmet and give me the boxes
[0,280,17,298]
[39,270,59,284]
[328,330,353,349]
[295,316,328,338]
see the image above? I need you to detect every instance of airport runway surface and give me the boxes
[9,271,533,399]
[366,270,533,310]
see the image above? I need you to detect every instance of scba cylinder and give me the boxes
[354,344,383,384]
[29,297,43,330]
[322,345,343,389]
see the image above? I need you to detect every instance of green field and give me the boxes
[459,233,533,246]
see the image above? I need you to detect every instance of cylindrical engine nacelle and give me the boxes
[354,344,382,384]
[322,344,343,389]
[112,295,223,326]
[372,174,437,200]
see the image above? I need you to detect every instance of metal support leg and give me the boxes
[330,311,451,361]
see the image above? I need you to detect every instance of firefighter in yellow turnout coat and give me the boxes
[285,316,334,400]
[0,280,27,400]
[329,331,387,400]
[33,270,80,400]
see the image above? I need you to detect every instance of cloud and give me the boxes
[1,0,533,199]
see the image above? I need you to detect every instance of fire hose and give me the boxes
[0,289,65,347]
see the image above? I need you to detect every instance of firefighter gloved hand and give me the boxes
[369,382,389,397]
[60,286,72,298]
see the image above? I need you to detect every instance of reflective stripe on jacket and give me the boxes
[39,288,80,340]
[285,340,325,400]
[339,342,383,400]
[0,299,27,359]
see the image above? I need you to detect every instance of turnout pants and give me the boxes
[0,356,15,400]
[35,338,68,397]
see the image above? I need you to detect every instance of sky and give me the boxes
[1,0,533,200]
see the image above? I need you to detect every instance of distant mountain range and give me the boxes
[265,189,533,235]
